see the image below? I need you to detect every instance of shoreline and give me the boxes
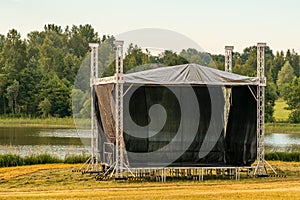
[0,117,75,129]
[265,123,300,134]
[1,118,300,166]
[0,118,300,134]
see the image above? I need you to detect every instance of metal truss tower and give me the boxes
[90,43,99,172]
[254,43,277,176]
[114,40,125,179]
[79,43,100,173]
[225,46,234,73]
[224,46,233,137]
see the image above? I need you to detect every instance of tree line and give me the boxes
[0,24,300,122]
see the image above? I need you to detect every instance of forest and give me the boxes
[0,24,300,123]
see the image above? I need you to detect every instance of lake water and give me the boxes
[0,127,91,159]
[0,127,299,159]
[265,133,300,152]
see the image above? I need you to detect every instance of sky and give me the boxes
[1,0,300,54]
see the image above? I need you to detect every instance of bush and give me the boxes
[265,152,300,162]
[288,110,300,123]
[64,154,89,164]
[0,153,88,167]
[0,154,24,167]
[24,154,62,165]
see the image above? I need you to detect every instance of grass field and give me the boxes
[0,117,75,129]
[0,162,299,199]
[274,98,291,122]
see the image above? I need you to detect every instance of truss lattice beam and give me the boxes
[114,40,125,178]
[225,46,234,73]
[224,46,233,136]
[89,43,99,172]
[254,43,277,176]
[224,46,234,166]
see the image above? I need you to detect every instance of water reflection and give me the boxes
[0,127,90,159]
[0,127,90,145]
[0,127,299,159]
[265,133,300,152]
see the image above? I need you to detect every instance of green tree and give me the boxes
[209,54,225,70]
[0,34,6,112]
[63,53,81,82]
[99,35,115,77]
[159,50,188,66]
[265,60,278,122]
[44,24,63,34]
[124,44,151,72]
[232,46,256,76]
[232,55,244,74]
[6,80,19,113]
[289,50,300,77]
[0,74,7,113]
[273,51,285,81]
[0,30,27,115]
[285,77,300,123]
[39,98,51,117]
[38,32,64,74]
[0,34,5,52]
[26,31,45,65]
[80,98,91,118]
[72,89,85,115]
[40,73,71,117]
[284,49,300,76]
[18,65,43,115]
[277,61,295,99]
[179,48,212,66]
[0,29,27,79]
[66,24,99,57]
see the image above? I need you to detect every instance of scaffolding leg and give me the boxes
[265,160,278,175]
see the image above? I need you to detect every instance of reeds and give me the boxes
[1,152,299,168]
[265,152,300,162]
[0,154,90,167]
[0,116,75,129]
[265,123,300,134]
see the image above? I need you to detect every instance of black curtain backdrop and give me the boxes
[95,85,257,167]
[225,86,257,166]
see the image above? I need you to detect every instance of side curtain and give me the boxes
[225,86,257,166]
[95,84,115,143]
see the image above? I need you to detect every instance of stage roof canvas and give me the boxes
[95,64,258,167]
[123,63,259,86]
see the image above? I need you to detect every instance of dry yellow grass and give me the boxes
[0,164,81,180]
[274,98,291,122]
[1,181,299,200]
[0,162,299,200]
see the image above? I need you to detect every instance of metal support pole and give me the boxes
[254,43,277,176]
[224,46,233,165]
[225,46,234,73]
[114,40,125,179]
[254,43,267,176]
[224,46,234,136]
[89,43,99,172]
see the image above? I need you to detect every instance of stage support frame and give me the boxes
[113,40,126,179]
[82,41,278,180]
[224,46,234,137]
[225,46,234,73]
[254,43,277,176]
[79,43,100,173]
